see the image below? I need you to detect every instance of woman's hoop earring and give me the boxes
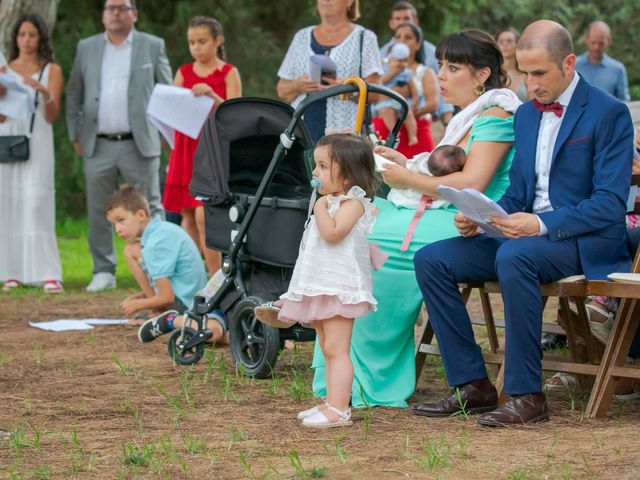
[474,83,486,97]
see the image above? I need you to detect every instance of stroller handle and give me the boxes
[290,83,409,148]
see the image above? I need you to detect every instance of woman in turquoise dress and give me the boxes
[312,29,523,407]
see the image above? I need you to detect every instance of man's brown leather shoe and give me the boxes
[412,380,498,417]
[478,392,549,427]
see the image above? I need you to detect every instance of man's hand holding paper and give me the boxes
[490,212,540,238]
[454,212,482,237]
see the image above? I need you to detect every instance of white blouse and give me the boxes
[277,25,382,133]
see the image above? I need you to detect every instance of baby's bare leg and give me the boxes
[405,110,418,145]
[379,107,398,132]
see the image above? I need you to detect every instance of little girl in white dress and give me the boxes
[255,133,382,428]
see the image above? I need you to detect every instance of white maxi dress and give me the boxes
[0,64,62,283]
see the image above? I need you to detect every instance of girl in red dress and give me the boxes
[163,16,242,275]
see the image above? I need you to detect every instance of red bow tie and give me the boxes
[532,99,564,117]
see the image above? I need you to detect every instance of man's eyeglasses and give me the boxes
[104,5,134,13]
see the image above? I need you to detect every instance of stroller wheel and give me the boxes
[229,296,280,378]
[167,327,204,365]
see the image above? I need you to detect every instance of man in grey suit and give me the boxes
[66,0,172,292]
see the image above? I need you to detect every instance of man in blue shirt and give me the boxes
[575,21,630,101]
[379,1,454,126]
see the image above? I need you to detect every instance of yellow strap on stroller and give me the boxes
[340,77,368,134]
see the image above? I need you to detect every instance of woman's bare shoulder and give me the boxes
[480,106,512,119]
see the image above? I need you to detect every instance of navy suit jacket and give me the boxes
[497,76,634,279]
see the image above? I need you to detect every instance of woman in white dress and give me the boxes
[0,14,64,292]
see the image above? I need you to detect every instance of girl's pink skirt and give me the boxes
[279,294,374,325]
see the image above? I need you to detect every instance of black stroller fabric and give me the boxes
[190,97,313,274]
[190,98,313,203]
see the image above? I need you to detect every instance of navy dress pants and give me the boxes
[414,234,582,395]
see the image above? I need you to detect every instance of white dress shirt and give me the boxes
[534,73,581,234]
[97,30,133,134]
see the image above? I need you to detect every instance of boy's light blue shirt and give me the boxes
[575,52,630,102]
[140,216,207,307]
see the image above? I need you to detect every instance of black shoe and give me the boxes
[138,310,178,343]
[541,333,566,351]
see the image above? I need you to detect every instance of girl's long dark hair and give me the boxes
[10,13,55,65]
[316,134,378,200]
[188,16,226,61]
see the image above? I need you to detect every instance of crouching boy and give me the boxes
[105,184,207,319]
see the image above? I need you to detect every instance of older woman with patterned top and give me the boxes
[276,0,382,142]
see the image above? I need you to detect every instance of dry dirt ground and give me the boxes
[1,289,640,479]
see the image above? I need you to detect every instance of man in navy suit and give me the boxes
[411,20,634,426]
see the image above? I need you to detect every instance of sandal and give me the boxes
[302,405,353,429]
[43,280,64,294]
[254,301,296,328]
[544,372,578,392]
[297,400,328,420]
[586,303,614,345]
[2,279,22,291]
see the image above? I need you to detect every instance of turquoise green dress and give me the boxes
[311,115,516,408]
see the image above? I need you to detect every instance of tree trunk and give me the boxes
[0,0,60,60]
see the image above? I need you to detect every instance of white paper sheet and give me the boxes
[29,319,129,332]
[437,185,508,237]
[0,72,34,120]
[309,55,337,83]
[373,152,395,172]
[29,320,95,332]
[146,84,215,149]
[628,185,638,213]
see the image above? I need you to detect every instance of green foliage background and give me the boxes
[50,0,640,218]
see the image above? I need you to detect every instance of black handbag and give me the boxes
[0,66,45,163]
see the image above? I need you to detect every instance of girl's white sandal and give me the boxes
[302,405,352,429]
[297,400,328,420]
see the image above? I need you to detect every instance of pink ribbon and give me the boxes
[400,194,433,252]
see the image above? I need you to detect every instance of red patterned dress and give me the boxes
[163,62,234,212]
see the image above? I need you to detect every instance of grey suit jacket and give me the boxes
[66,30,173,158]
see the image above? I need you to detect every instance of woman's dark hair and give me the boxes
[496,27,520,43]
[316,134,378,200]
[435,29,507,90]
[188,16,226,61]
[10,13,55,64]
[395,22,425,65]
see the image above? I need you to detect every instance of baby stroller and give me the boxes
[170,79,408,378]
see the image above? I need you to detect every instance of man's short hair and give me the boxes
[105,184,150,216]
[105,0,137,9]
[391,1,417,17]
[585,20,611,39]
[517,21,574,68]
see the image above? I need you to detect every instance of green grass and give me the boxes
[57,218,136,288]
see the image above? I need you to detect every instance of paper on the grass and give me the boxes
[147,84,214,148]
[29,319,128,332]
[29,320,95,332]
[0,72,34,120]
[437,185,508,237]
[309,55,337,83]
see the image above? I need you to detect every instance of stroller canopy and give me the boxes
[190,98,314,205]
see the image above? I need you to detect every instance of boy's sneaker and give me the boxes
[138,310,178,343]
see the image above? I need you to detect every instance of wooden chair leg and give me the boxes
[479,289,499,353]
[587,298,640,418]
[415,311,433,385]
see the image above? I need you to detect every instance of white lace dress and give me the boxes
[279,186,377,323]
[0,65,62,283]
